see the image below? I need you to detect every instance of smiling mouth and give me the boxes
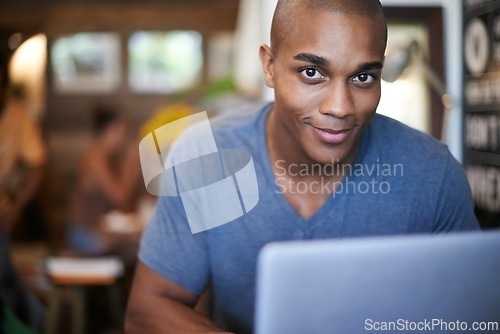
[315,127,351,134]
[310,125,354,144]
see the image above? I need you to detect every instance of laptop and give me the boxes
[255,231,500,334]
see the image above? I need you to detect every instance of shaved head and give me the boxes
[270,0,387,53]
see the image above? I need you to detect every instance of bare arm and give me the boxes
[125,261,233,334]
[92,145,140,209]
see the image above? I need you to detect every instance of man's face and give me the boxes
[261,11,386,165]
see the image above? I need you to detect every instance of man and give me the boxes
[125,1,479,333]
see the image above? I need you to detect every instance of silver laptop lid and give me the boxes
[255,232,500,334]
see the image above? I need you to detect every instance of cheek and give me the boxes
[274,78,317,115]
[274,81,301,113]
[274,90,311,127]
[353,88,381,119]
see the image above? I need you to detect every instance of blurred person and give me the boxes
[0,58,46,235]
[67,105,140,256]
[126,1,480,333]
[0,53,45,332]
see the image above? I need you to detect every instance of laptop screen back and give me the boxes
[255,232,500,334]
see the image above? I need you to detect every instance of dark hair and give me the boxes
[92,105,119,134]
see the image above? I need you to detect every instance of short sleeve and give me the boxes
[139,194,211,296]
[139,114,217,295]
[432,155,480,232]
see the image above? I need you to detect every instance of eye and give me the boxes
[300,67,324,80]
[352,73,376,84]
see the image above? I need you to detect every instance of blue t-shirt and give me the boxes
[139,103,479,333]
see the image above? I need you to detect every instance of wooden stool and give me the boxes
[44,257,124,334]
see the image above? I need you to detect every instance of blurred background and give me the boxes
[0,0,498,333]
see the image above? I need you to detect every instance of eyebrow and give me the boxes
[294,53,383,72]
[293,53,328,66]
[358,61,384,71]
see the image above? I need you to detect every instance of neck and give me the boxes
[266,106,349,219]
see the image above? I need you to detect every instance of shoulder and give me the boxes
[209,101,270,138]
[79,147,104,180]
[369,114,453,164]
[366,114,468,192]
[367,115,478,230]
[166,102,270,159]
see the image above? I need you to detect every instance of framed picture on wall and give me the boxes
[127,30,203,94]
[50,32,121,94]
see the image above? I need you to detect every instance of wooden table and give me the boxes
[44,257,124,334]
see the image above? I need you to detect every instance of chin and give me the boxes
[305,147,348,165]
[303,135,355,164]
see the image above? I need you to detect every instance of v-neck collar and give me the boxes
[256,103,374,226]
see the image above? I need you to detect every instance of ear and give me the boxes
[259,44,275,89]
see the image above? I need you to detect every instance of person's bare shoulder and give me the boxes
[78,146,106,185]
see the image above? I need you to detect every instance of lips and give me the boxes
[310,125,353,144]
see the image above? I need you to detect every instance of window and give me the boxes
[128,30,203,94]
[51,32,121,94]
[378,23,430,134]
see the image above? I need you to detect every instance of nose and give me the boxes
[318,80,355,119]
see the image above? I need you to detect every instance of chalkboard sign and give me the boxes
[463,0,500,228]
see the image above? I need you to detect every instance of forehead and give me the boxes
[275,11,386,64]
